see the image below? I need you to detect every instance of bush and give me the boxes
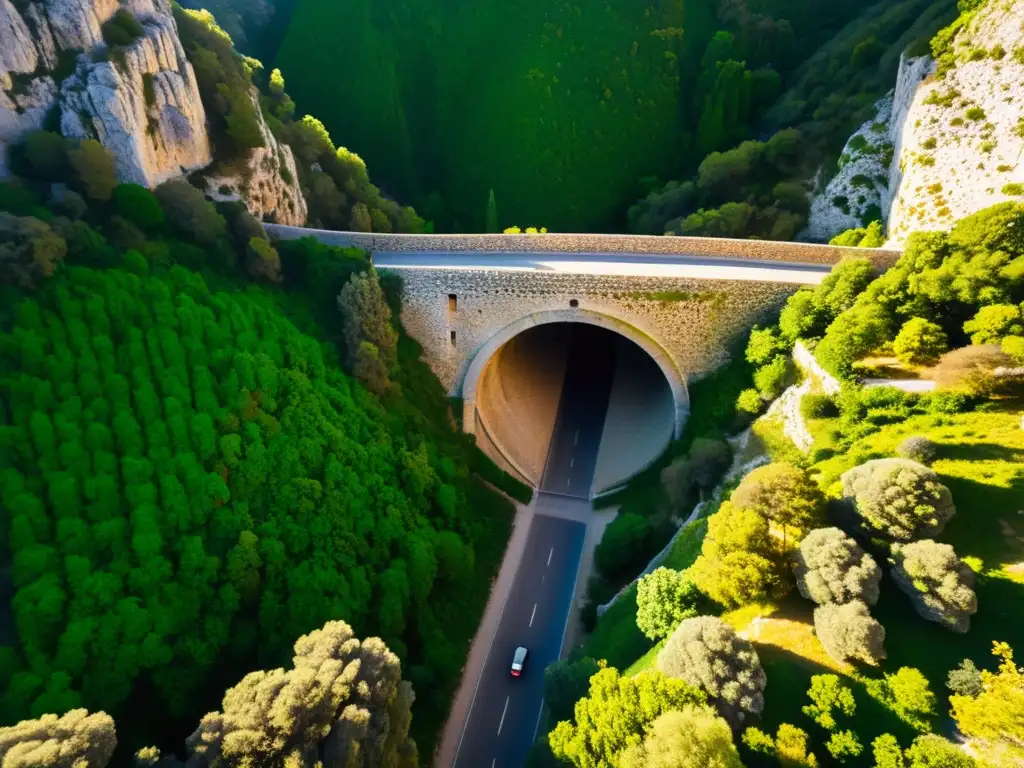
[814,601,887,665]
[903,735,976,767]
[337,268,398,391]
[594,513,652,580]
[801,393,837,420]
[1002,335,1024,364]
[101,8,144,46]
[746,326,789,366]
[891,540,978,633]
[875,667,936,731]
[154,180,228,246]
[946,659,983,698]
[67,140,117,202]
[897,436,937,465]
[826,730,863,762]
[619,706,744,768]
[816,303,890,378]
[543,655,602,723]
[893,318,949,365]
[114,184,165,231]
[840,458,956,541]
[963,304,1023,344]
[657,616,766,727]
[803,674,856,730]
[636,567,701,640]
[924,391,970,414]
[687,438,731,491]
[934,345,1015,397]
[246,237,282,283]
[779,290,825,342]
[736,388,764,416]
[794,527,881,606]
[753,355,795,400]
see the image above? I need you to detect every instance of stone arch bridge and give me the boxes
[267,226,900,494]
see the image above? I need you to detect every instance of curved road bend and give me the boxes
[373,251,833,285]
[453,327,614,768]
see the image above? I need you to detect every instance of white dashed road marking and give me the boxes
[497,696,510,736]
[547,548,554,566]
[529,603,537,627]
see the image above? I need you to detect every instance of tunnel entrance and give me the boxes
[474,321,675,497]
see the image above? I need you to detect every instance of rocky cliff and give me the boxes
[1,0,211,185]
[806,0,1024,246]
[203,89,307,226]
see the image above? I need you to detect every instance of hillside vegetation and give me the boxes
[0,132,527,759]
[276,0,905,233]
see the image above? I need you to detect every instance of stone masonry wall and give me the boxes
[265,224,902,268]
[392,267,801,400]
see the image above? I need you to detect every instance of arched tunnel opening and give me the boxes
[473,322,676,497]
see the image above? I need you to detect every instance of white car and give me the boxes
[510,646,529,677]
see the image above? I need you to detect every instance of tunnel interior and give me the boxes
[474,321,675,497]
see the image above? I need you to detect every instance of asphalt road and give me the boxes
[452,512,586,768]
[373,250,831,284]
[541,325,617,498]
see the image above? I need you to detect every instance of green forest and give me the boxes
[274,0,955,233]
[0,113,528,760]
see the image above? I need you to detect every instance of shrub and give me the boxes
[965,106,986,121]
[154,180,228,245]
[753,355,795,400]
[840,458,956,541]
[803,674,856,730]
[101,9,144,46]
[816,303,890,378]
[657,616,766,727]
[946,659,983,698]
[779,290,824,341]
[543,655,602,723]
[687,438,731,491]
[893,318,949,365]
[826,730,863,762]
[814,601,887,665]
[897,436,937,465]
[246,237,282,283]
[0,212,67,287]
[636,567,701,640]
[736,388,764,416]
[903,735,975,767]
[67,140,117,202]
[619,706,744,768]
[731,463,826,552]
[964,305,1023,344]
[1002,335,1024,364]
[871,734,904,768]
[934,345,1015,397]
[801,393,838,420]
[949,643,1024,763]
[891,540,977,633]
[924,391,970,414]
[794,527,882,606]
[0,709,117,768]
[876,667,936,731]
[114,184,165,230]
[594,513,651,580]
[746,326,789,367]
[1003,183,1024,196]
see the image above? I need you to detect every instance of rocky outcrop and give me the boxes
[60,7,210,187]
[886,0,1024,245]
[1,0,211,184]
[808,0,1024,245]
[203,89,307,225]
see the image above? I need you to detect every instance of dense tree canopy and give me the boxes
[0,709,116,768]
[950,643,1024,765]
[619,706,743,768]
[891,541,978,633]
[814,600,887,665]
[636,568,701,641]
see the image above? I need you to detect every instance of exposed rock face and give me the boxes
[204,89,307,225]
[60,6,211,186]
[886,0,1024,245]
[2,0,210,184]
[808,0,1024,245]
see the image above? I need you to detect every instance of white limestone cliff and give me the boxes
[1,0,211,185]
[807,0,1024,246]
[203,89,308,226]
[60,6,211,187]
[885,0,1024,245]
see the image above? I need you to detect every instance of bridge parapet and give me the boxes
[265,224,902,268]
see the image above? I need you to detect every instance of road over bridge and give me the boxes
[267,224,900,494]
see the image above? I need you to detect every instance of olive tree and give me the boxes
[841,459,955,542]
[0,709,116,768]
[337,268,398,394]
[636,567,701,640]
[814,601,886,665]
[657,616,766,727]
[182,621,418,767]
[730,462,825,551]
[891,540,977,633]
[794,527,882,606]
[619,706,743,768]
